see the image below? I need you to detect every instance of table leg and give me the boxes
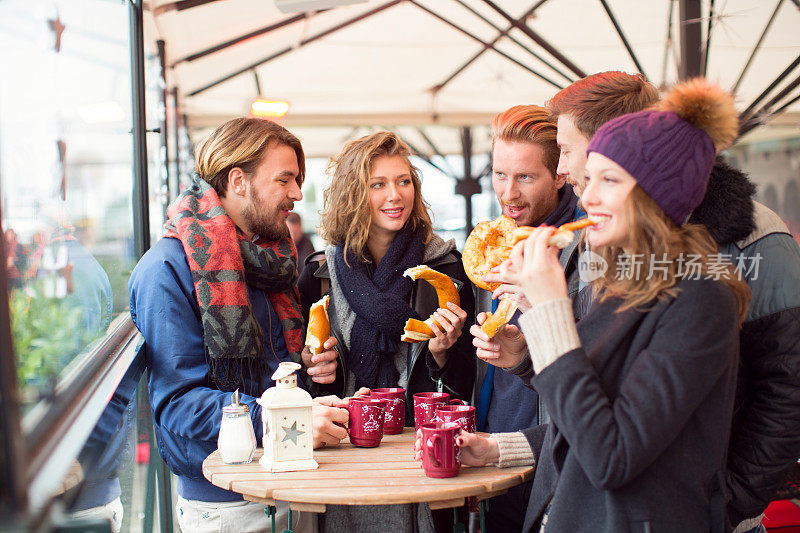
[283,509,293,533]
[265,505,276,532]
[452,507,466,533]
[264,505,294,533]
[464,496,485,533]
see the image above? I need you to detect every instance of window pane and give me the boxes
[60,355,143,533]
[145,42,167,246]
[0,0,136,410]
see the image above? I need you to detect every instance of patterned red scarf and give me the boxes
[163,177,303,392]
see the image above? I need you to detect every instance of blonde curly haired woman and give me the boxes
[298,131,476,532]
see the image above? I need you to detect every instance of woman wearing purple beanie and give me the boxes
[435,79,752,532]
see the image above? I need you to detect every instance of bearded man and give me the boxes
[129,118,343,533]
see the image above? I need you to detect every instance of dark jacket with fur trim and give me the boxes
[689,158,800,526]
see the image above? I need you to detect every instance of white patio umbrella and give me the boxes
[147,0,800,157]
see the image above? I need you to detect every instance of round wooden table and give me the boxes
[203,428,533,515]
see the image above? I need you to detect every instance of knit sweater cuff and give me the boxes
[518,298,581,374]
[492,432,535,468]
[506,352,533,378]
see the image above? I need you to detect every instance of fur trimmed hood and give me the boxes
[688,156,756,245]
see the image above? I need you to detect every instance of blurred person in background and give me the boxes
[8,203,113,391]
[6,203,118,527]
[30,203,113,336]
[4,228,25,288]
[286,211,315,274]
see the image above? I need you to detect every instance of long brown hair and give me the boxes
[592,185,750,324]
[320,131,433,263]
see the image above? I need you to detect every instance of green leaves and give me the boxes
[10,283,98,397]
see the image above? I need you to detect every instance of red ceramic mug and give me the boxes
[421,421,462,478]
[347,397,387,447]
[413,392,465,430]
[369,388,405,435]
[435,404,476,434]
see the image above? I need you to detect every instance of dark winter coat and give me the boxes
[690,158,800,525]
[520,278,741,532]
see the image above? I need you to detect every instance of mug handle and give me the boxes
[449,399,465,406]
[426,435,441,467]
[337,399,352,430]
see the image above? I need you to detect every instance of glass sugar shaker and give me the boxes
[218,389,257,464]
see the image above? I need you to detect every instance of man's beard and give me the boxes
[241,195,289,241]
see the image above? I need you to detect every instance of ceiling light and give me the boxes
[250,98,290,118]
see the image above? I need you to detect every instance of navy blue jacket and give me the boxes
[129,237,298,501]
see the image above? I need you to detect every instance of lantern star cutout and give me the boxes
[281,421,304,445]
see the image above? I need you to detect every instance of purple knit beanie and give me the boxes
[586,78,739,225]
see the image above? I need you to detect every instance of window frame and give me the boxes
[25,316,141,512]
[0,0,152,521]
[0,201,27,516]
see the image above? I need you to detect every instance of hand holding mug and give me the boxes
[311,397,349,449]
[414,428,500,468]
[419,422,462,478]
[454,432,500,467]
[346,397,387,447]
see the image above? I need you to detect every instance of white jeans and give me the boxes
[69,497,123,533]
[176,496,316,533]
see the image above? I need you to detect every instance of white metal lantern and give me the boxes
[256,362,318,472]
